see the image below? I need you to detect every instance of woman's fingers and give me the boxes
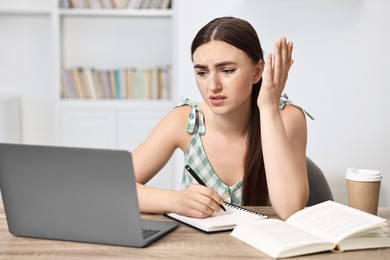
[288,42,294,69]
[264,52,273,84]
[288,41,293,64]
[273,39,282,84]
[282,38,291,73]
[272,37,293,85]
[195,185,224,211]
[178,184,224,218]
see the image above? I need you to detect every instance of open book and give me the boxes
[164,203,268,233]
[230,200,390,258]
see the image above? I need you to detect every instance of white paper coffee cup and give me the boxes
[345,168,382,215]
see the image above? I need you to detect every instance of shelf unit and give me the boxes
[58,10,172,101]
[56,2,175,189]
[57,6,173,98]
[0,0,176,189]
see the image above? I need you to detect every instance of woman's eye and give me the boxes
[223,69,235,74]
[196,71,207,76]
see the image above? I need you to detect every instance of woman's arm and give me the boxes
[258,37,309,220]
[132,106,224,217]
[260,104,309,220]
[132,108,180,214]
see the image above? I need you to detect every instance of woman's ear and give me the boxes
[253,60,264,84]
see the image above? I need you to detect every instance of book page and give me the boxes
[286,201,386,243]
[231,219,331,258]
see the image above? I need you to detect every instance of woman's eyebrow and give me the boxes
[215,61,237,68]
[194,61,237,69]
[194,64,207,69]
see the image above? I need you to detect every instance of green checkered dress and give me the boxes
[176,95,313,206]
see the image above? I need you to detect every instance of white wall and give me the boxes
[173,0,390,206]
[0,14,56,145]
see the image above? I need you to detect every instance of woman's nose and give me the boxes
[209,73,222,92]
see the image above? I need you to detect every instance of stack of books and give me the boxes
[61,66,171,100]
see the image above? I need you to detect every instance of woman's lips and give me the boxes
[209,95,226,105]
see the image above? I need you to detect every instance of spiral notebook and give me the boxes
[164,203,268,233]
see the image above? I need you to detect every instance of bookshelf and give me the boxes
[57,1,173,100]
[0,0,176,189]
[56,1,176,189]
[58,5,173,100]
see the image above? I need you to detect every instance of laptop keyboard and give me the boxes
[143,229,159,239]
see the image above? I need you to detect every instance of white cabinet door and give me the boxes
[117,103,175,189]
[57,101,176,189]
[59,109,116,149]
[0,98,21,143]
[117,110,167,151]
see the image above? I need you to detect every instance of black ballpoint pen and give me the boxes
[185,165,226,211]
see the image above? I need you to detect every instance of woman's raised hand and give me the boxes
[258,37,294,110]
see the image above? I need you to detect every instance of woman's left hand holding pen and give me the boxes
[173,184,225,219]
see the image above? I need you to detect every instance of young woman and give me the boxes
[133,16,311,220]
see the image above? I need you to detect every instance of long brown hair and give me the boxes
[191,17,268,205]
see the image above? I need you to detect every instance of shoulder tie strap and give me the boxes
[279,93,315,120]
[176,98,206,135]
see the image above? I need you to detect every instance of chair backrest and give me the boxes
[306,157,334,206]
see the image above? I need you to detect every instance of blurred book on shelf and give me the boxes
[61,66,171,100]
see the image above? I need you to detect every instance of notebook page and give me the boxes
[165,203,267,232]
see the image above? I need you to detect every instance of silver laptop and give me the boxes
[0,143,179,247]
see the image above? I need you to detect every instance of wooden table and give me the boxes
[0,204,389,259]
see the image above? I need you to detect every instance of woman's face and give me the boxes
[192,40,263,115]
